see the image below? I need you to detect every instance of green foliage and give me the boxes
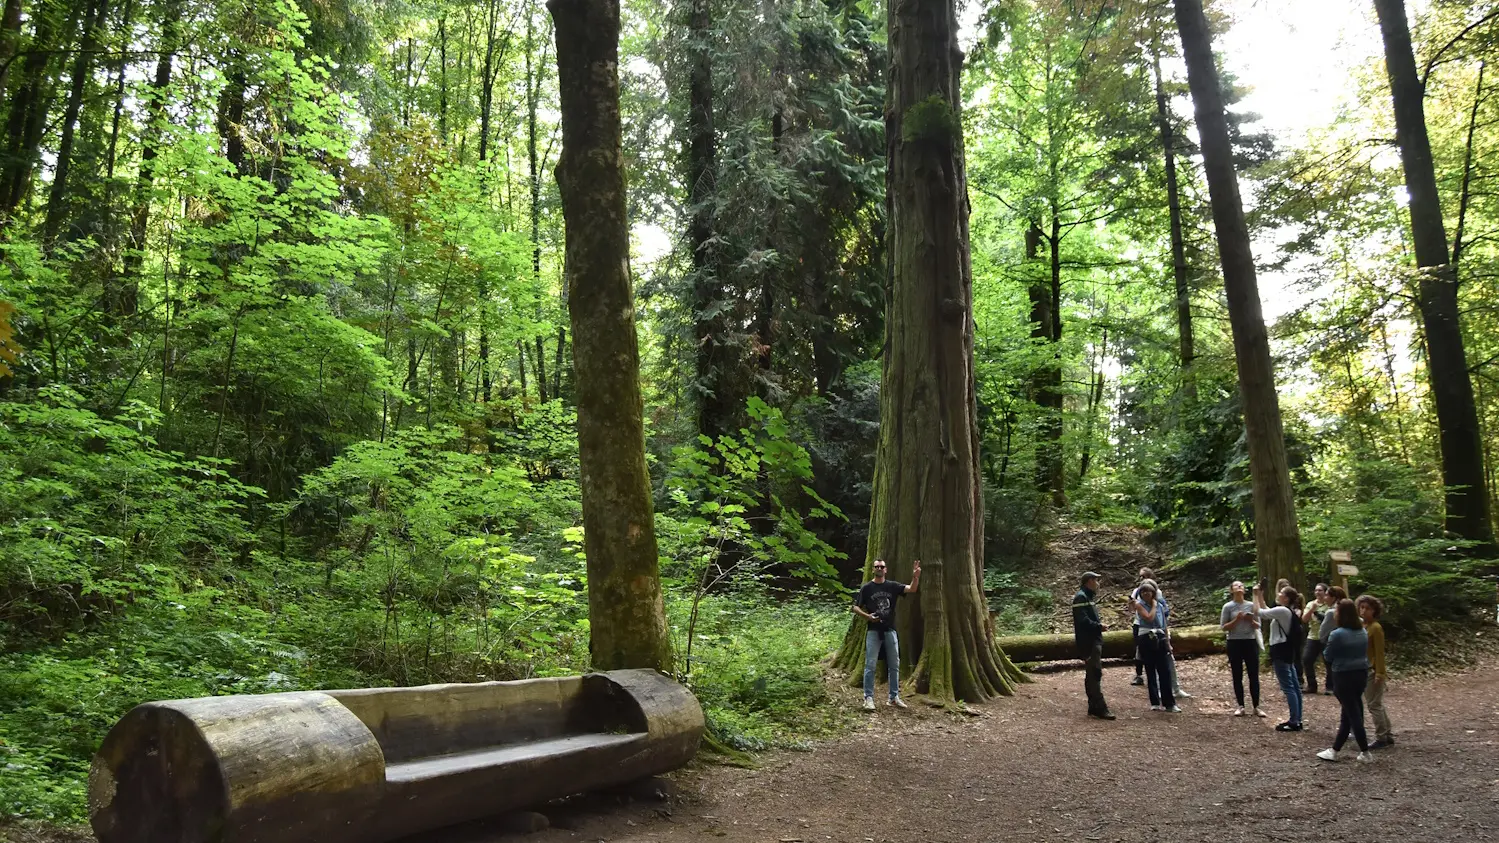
[670,595,847,751]
[901,95,961,145]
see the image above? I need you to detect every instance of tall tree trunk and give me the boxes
[1025,220,1063,506]
[534,334,549,402]
[835,0,1024,703]
[687,0,731,441]
[1173,0,1307,588]
[1372,0,1495,546]
[1,2,76,217]
[0,0,22,101]
[1153,42,1196,404]
[121,0,182,316]
[43,0,108,250]
[550,0,672,672]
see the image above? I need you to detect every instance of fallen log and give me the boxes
[88,669,703,843]
[996,624,1226,664]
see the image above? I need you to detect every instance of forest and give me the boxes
[2,0,1498,828]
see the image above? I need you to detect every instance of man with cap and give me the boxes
[1073,571,1114,719]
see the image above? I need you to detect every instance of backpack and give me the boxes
[1269,610,1303,662]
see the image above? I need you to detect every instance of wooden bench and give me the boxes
[88,669,703,843]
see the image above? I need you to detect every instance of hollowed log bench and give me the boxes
[88,668,703,843]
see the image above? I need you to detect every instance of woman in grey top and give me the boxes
[1220,581,1263,717]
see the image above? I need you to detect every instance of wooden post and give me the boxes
[1329,549,1356,594]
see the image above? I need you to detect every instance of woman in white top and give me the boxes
[1252,582,1304,732]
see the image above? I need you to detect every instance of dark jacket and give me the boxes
[1072,586,1104,652]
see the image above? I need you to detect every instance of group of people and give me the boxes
[1072,569,1395,762]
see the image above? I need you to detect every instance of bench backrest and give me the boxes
[328,674,642,763]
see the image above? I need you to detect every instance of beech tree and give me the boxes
[1172,0,1307,588]
[550,0,672,672]
[1371,0,1496,547]
[834,0,1025,703]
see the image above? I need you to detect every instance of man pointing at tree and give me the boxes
[853,558,920,711]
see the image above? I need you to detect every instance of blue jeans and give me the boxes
[1273,658,1303,725]
[863,629,900,699]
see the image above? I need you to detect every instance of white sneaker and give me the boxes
[888,696,908,709]
[862,697,875,711]
[1166,705,1183,713]
[1174,689,1193,699]
[1233,706,1245,716]
[1254,707,1267,718]
[1356,752,1373,763]
[1316,748,1341,762]
[1150,705,1164,711]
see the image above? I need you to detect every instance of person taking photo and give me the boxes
[853,558,920,711]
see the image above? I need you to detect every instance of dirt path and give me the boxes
[504,657,1499,843]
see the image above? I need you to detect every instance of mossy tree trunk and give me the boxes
[1173,0,1307,590]
[833,0,1024,704]
[550,0,672,673]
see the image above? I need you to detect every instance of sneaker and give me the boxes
[1174,689,1193,699]
[1316,748,1341,762]
[1233,706,1245,717]
[1131,676,1146,686]
[1254,707,1267,718]
[1276,722,1297,732]
[862,697,876,711]
[1356,751,1374,763]
[888,696,908,709]
[1150,704,1163,711]
[1370,737,1394,749]
[1088,710,1117,720]
[1165,705,1183,713]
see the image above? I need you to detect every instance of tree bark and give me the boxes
[550,0,672,673]
[43,0,109,250]
[0,0,22,102]
[1173,0,1307,588]
[835,0,1025,703]
[1153,42,1196,404]
[1372,0,1495,546]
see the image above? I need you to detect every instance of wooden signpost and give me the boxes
[1329,550,1356,593]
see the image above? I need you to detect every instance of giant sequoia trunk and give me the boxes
[550,0,672,673]
[1372,0,1495,547]
[834,0,1024,703]
[1173,0,1306,589]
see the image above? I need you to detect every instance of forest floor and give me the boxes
[473,654,1499,843]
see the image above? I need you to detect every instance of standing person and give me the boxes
[1357,595,1395,749]
[1220,581,1265,717]
[1252,582,1304,731]
[1072,571,1115,720]
[1131,580,1180,713]
[1317,598,1373,762]
[1301,583,1329,693]
[1131,572,1192,699]
[853,558,920,711]
[1281,583,1307,689]
[1318,586,1347,695]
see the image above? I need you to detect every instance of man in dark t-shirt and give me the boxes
[853,557,921,711]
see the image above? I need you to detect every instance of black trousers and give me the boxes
[1138,633,1175,708]
[1302,639,1324,692]
[1226,638,1261,707]
[1332,668,1369,752]
[1081,639,1108,715]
